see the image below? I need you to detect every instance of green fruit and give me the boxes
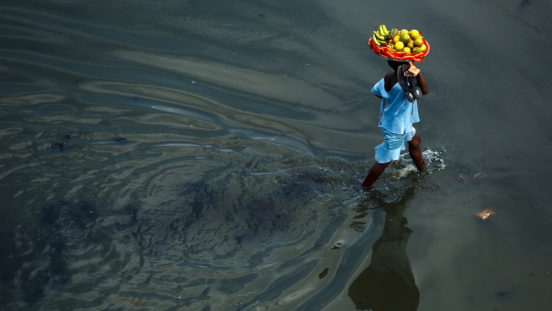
[400,29,409,35]
[372,34,381,46]
[400,33,410,43]
[412,47,422,53]
[409,29,420,39]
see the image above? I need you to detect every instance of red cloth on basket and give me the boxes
[368,37,429,62]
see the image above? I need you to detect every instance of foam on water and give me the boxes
[385,148,446,181]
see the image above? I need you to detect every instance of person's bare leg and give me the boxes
[361,161,391,188]
[408,132,426,170]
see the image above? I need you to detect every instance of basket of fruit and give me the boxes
[369,24,430,62]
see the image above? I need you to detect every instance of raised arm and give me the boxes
[407,62,429,95]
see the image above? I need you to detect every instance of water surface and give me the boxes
[1,0,552,310]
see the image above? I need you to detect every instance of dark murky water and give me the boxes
[1,0,552,310]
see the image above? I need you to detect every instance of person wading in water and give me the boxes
[361,61,429,188]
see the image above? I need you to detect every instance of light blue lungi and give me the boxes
[371,79,420,163]
[374,126,416,163]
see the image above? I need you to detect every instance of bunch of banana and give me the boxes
[372,24,398,47]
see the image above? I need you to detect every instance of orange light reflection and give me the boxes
[477,207,496,221]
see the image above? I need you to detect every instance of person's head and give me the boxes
[387,60,403,72]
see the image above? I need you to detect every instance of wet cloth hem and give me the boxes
[374,127,416,164]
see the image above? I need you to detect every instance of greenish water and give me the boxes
[1,0,551,310]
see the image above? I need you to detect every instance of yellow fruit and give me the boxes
[394,41,404,50]
[409,30,420,39]
[400,29,409,35]
[403,47,411,53]
[393,36,400,43]
[414,38,424,47]
[407,40,414,49]
[400,33,410,43]
[412,47,422,53]
[420,44,427,52]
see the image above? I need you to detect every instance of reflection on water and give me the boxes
[477,207,496,221]
[349,189,419,311]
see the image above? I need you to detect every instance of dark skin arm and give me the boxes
[406,62,429,95]
[374,62,429,98]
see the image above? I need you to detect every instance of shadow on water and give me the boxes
[292,172,437,311]
[348,188,419,311]
[0,201,98,305]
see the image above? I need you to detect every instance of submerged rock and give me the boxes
[473,172,488,180]
[53,141,68,150]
